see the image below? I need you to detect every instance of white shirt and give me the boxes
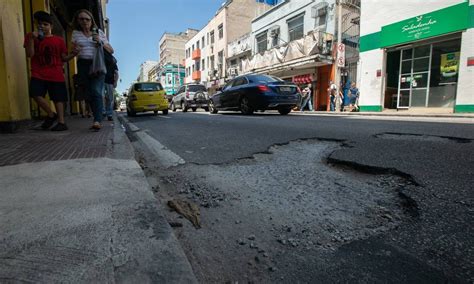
[72,29,108,60]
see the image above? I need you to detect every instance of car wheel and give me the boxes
[182,101,188,112]
[162,109,168,115]
[203,107,209,112]
[153,110,158,115]
[240,97,254,115]
[192,107,197,112]
[172,102,177,112]
[278,108,291,115]
[209,100,218,114]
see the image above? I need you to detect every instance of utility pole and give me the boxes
[335,0,343,112]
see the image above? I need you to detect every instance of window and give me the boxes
[218,24,223,39]
[210,55,215,71]
[197,41,200,49]
[317,8,327,26]
[202,59,205,70]
[210,30,215,44]
[189,85,206,92]
[202,36,205,48]
[288,14,304,41]
[248,75,283,84]
[196,60,200,71]
[134,83,163,91]
[232,76,248,87]
[256,31,268,53]
[192,44,195,51]
[230,59,237,67]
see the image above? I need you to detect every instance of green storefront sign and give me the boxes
[380,2,469,47]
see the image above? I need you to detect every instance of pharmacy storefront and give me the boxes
[359,1,474,113]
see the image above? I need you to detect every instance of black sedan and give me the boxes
[208,74,301,115]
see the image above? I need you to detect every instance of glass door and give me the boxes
[397,45,432,108]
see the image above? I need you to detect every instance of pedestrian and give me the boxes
[348,81,360,112]
[103,50,118,121]
[24,11,79,131]
[300,83,313,112]
[71,9,114,131]
[328,80,337,112]
[72,74,91,118]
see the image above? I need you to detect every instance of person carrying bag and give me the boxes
[71,9,114,131]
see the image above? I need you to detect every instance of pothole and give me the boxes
[374,132,471,143]
[158,140,418,248]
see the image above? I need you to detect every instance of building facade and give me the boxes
[0,0,109,132]
[227,33,252,79]
[138,61,158,82]
[242,0,360,110]
[159,64,186,96]
[159,29,199,67]
[184,0,271,92]
[359,0,474,113]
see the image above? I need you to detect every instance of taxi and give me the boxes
[126,82,169,116]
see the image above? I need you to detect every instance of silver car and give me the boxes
[171,84,209,112]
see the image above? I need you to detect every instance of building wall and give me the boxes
[0,0,30,128]
[251,0,337,54]
[359,0,474,112]
[139,61,158,82]
[159,30,198,67]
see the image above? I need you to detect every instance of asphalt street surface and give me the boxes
[123,110,473,283]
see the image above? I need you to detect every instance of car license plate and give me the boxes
[280,87,291,92]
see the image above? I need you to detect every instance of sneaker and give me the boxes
[51,123,68,131]
[90,122,101,131]
[40,113,58,129]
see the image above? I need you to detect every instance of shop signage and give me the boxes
[380,2,469,48]
[440,52,460,78]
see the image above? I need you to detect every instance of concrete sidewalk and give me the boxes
[0,115,197,283]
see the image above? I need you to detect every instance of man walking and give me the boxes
[300,84,313,112]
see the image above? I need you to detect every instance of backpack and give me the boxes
[103,48,117,74]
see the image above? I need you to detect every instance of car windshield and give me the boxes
[134,83,163,91]
[188,85,206,92]
[248,75,283,84]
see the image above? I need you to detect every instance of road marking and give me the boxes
[135,131,185,168]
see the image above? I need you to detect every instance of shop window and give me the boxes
[428,38,461,108]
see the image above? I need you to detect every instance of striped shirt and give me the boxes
[72,29,108,60]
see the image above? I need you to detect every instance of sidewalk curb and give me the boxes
[108,113,136,160]
[293,111,474,118]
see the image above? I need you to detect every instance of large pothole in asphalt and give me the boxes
[146,140,419,283]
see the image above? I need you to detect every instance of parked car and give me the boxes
[171,84,209,112]
[119,101,126,111]
[208,74,301,115]
[126,82,169,116]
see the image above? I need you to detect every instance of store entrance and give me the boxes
[387,37,461,109]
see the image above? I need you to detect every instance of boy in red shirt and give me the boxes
[24,11,78,131]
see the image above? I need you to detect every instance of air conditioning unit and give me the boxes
[230,68,237,76]
[268,25,280,38]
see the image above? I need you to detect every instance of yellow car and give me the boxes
[126,82,169,116]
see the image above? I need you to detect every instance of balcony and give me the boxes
[192,71,201,81]
[192,49,201,60]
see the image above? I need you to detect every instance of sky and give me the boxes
[107,0,226,95]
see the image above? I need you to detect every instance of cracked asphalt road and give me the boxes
[122,111,474,283]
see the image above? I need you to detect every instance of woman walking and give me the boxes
[71,9,114,131]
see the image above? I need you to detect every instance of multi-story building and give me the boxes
[138,61,158,82]
[227,33,252,79]
[148,64,159,82]
[242,0,360,111]
[159,64,186,96]
[184,0,272,92]
[0,0,109,131]
[159,29,199,67]
[358,0,474,113]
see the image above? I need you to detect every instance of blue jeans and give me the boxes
[330,95,335,111]
[300,97,313,111]
[77,59,105,123]
[104,83,114,117]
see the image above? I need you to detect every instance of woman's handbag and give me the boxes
[90,44,107,76]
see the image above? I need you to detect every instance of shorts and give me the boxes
[29,77,68,102]
[350,97,357,105]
